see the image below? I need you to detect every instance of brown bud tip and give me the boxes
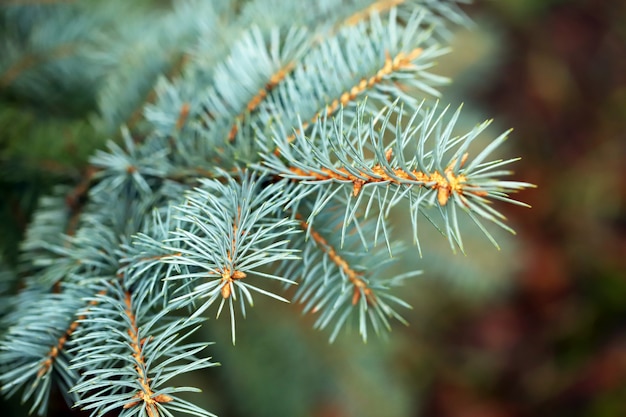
[385,148,393,163]
[123,400,140,409]
[221,282,232,299]
[153,394,174,403]
[232,270,247,280]
[352,287,361,305]
[176,102,190,130]
[437,187,450,206]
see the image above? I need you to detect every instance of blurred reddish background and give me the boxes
[416,1,626,416]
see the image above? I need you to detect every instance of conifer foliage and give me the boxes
[0,1,532,416]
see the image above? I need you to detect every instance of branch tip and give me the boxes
[220,268,247,299]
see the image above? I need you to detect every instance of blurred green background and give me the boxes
[1,1,625,416]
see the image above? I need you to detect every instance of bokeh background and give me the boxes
[1,0,625,416]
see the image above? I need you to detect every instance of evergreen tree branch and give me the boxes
[296,214,376,308]
[283,47,425,146]
[228,1,448,143]
[126,52,191,136]
[0,43,76,88]
[344,0,405,26]
[36,288,106,381]
[251,8,449,154]
[259,101,532,253]
[227,60,296,141]
[0,285,87,415]
[161,172,300,343]
[278,205,416,342]
[198,26,310,138]
[0,2,534,416]
[119,290,174,416]
[70,281,217,417]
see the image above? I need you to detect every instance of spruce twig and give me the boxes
[0,2,532,416]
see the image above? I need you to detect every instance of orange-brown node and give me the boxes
[123,391,173,416]
[352,283,377,306]
[220,268,247,299]
[228,124,239,141]
[343,0,404,26]
[247,90,266,112]
[176,102,190,130]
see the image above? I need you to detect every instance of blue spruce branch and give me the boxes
[0,1,533,416]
